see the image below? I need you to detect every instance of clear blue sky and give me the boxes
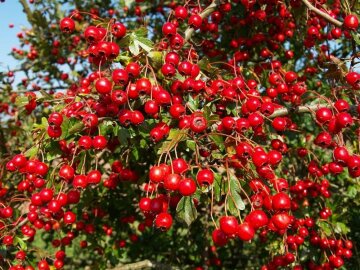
[0,1,28,72]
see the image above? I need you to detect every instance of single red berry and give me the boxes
[60,17,75,33]
[95,78,112,94]
[219,216,239,235]
[196,169,214,186]
[92,135,107,149]
[155,212,173,231]
[237,222,255,241]
[178,178,196,196]
[344,14,359,30]
[63,211,76,224]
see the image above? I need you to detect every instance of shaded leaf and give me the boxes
[214,173,223,202]
[209,134,225,151]
[176,196,197,226]
[229,176,246,211]
[118,127,130,146]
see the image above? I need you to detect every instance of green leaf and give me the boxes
[15,236,27,250]
[211,152,224,159]
[24,145,38,159]
[209,134,225,151]
[131,147,139,161]
[46,141,62,162]
[347,185,358,199]
[129,42,140,56]
[176,196,197,226]
[226,102,238,116]
[68,122,85,136]
[134,27,148,37]
[99,120,114,135]
[334,222,350,234]
[214,173,223,202]
[39,90,53,100]
[33,117,48,130]
[135,37,153,53]
[148,51,163,69]
[186,140,196,151]
[118,127,130,146]
[197,57,219,76]
[227,198,239,216]
[15,96,30,108]
[187,94,199,111]
[229,176,246,211]
[317,220,332,237]
[157,129,187,155]
[351,32,360,46]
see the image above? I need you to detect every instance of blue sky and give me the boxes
[0,1,28,71]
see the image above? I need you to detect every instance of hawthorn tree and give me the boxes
[0,0,360,269]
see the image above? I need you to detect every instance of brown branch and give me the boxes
[302,0,343,27]
[109,260,171,270]
[18,0,33,23]
[270,104,357,118]
[184,1,219,42]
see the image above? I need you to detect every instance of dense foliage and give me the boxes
[0,0,360,269]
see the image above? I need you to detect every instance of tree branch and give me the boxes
[302,0,343,27]
[184,1,219,42]
[270,104,357,118]
[18,0,33,23]
[109,260,171,270]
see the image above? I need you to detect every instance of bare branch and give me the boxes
[270,104,357,118]
[184,1,219,42]
[302,0,343,27]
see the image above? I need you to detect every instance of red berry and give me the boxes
[92,135,107,149]
[179,178,196,196]
[155,212,173,231]
[344,14,359,30]
[60,17,75,33]
[196,169,214,186]
[63,211,76,224]
[237,222,255,241]
[219,216,239,235]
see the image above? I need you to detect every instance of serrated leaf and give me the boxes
[211,152,224,159]
[334,222,350,234]
[118,127,130,146]
[209,134,225,151]
[131,147,139,161]
[198,57,219,75]
[351,32,360,46]
[99,120,114,135]
[46,141,62,162]
[214,173,223,202]
[134,38,153,53]
[68,122,85,136]
[134,27,148,37]
[186,140,196,151]
[24,145,38,158]
[33,117,48,130]
[148,51,163,69]
[229,176,246,211]
[347,185,357,199]
[14,237,27,251]
[187,95,199,111]
[129,42,140,56]
[39,90,53,100]
[227,198,239,216]
[176,196,197,226]
[157,129,187,155]
[317,220,332,237]
[15,96,29,107]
